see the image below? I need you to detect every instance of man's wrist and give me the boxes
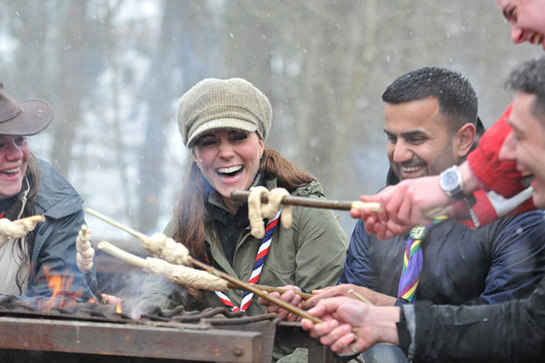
[459,161,479,194]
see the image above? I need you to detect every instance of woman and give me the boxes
[0,83,93,303]
[141,78,347,317]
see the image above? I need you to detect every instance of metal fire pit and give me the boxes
[0,296,277,362]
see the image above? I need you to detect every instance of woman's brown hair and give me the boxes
[171,147,314,262]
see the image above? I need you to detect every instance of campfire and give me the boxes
[0,208,335,362]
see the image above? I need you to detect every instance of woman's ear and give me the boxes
[455,123,476,158]
[193,151,202,168]
[258,139,265,159]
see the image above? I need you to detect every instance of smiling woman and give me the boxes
[0,83,95,303]
[139,78,348,359]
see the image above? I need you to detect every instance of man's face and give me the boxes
[499,92,545,208]
[496,0,545,49]
[384,97,461,180]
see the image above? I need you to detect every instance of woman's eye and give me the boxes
[230,132,248,141]
[197,137,218,147]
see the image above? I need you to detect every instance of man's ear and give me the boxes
[455,123,476,158]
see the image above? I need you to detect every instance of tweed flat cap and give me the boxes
[178,78,272,147]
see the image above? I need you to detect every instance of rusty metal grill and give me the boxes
[0,296,277,362]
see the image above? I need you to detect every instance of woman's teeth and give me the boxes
[217,165,243,176]
[1,168,18,175]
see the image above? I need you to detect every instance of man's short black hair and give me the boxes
[382,67,478,134]
[507,56,545,123]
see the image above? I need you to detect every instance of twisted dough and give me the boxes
[0,216,44,249]
[145,257,228,291]
[76,224,95,273]
[143,233,192,266]
[248,187,292,239]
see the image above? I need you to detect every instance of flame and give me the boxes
[37,266,83,313]
[116,302,122,314]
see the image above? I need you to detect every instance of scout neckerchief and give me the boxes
[397,216,447,303]
[215,209,281,312]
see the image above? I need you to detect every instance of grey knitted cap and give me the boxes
[178,78,272,147]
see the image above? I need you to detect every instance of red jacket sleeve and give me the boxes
[466,104,527,197]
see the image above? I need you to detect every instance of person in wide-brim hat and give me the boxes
[0,83,97,304]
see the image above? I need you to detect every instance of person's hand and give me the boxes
[351,175,452,239]
[304,284,396,309]
[101,294,122,305]
[301,297,400,356]
[258,285,303,321]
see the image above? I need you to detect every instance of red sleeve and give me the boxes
[466,104,526,197]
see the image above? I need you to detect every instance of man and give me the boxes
[356,0,545,239]
[320,67,545,309]
[303,55,545,362]
[306,67,545,362]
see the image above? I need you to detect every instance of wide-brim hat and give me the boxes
[0,84,53,136]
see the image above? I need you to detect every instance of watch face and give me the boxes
[442,170,458,191]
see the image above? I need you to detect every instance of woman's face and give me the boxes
[0,136,29,200]
[193,129,264,212]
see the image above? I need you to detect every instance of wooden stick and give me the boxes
[230,190,380,212]
[99,240,321,323]
[247,285,313,300]
[90,210,322,323]
[96,240,147,269]
[347,289,373,306]
[190,258,322,324]
[85,208,149,241]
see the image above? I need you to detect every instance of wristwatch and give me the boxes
[439,165,464,200]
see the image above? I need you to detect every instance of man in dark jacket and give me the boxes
[300,58,545,362]
[302,66,545,362]
[315,67,545,307]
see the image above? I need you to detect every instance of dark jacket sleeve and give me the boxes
[413,276,545,362]
[471,211,545,304]
[338,220,379,290]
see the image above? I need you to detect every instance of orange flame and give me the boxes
[37,266,83,313]
[116,302,122,314]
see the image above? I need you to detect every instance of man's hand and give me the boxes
[301,297,400,356]
[258,285,303,321]
[351,175,452,239]
[303,284,396,309]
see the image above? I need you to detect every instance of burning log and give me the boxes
[0,215,45,248]
[76,224,108,304]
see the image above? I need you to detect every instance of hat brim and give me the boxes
[0,99,53,136]
[187,118,259,147]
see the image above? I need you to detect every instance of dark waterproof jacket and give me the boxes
[411,274,545,361]
[340,210,545,305]
[22,159,93,301]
